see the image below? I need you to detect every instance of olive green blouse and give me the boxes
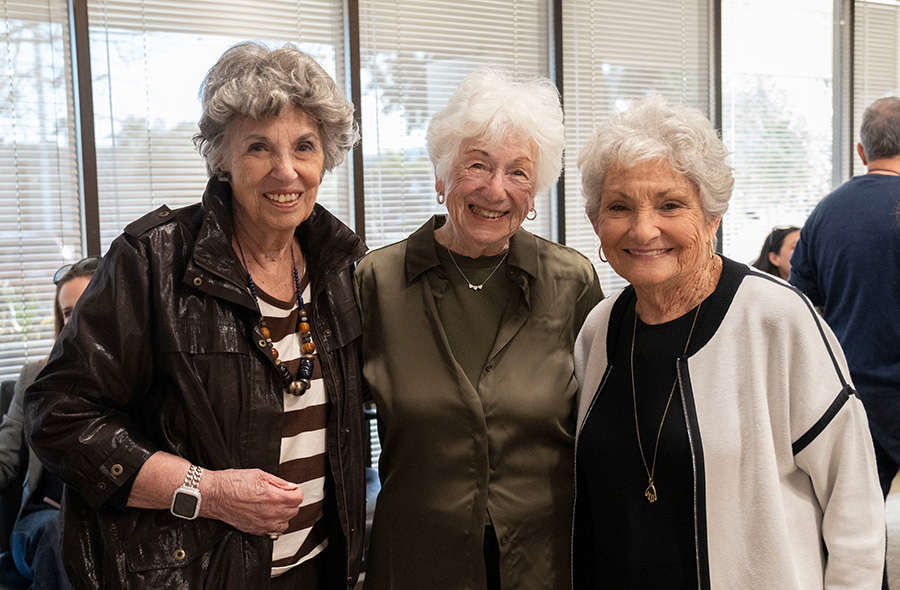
[356,216,604,590]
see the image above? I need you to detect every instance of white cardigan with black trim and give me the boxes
[574,258,884,589]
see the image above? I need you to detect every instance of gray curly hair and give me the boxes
[193,42,359,178]
[578,94,733,223]
[426,67,565,196]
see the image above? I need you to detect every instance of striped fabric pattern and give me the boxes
[255,283,329,578]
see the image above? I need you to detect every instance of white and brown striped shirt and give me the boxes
[256,282,329,578]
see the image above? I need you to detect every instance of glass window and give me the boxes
[0,0,80,379]
[721,0,834,264]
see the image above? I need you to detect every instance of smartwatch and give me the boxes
[170,464,203,520]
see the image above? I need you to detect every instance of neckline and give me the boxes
[867,168,900,176]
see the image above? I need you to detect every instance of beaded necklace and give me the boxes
[236,236,315,396]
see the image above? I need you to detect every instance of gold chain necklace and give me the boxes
[630,303,701,503]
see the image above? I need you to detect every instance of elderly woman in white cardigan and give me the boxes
[572,94,885,589]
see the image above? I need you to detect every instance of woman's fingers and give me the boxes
[203,468,305,534]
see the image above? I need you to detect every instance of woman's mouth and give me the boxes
[469,204,507,219]
[627,248,670,256]
[264,192,300,203]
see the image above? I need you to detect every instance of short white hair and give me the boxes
[578,94,733,223]
[426,67,565,195]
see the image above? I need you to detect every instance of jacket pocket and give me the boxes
[123,518,229,573]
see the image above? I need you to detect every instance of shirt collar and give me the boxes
[404,214,539,283]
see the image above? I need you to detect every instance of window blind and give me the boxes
[0,0,80,380]
[87,0,352,251]
[721,0,834,264]
[358,0,553,249]
[562,0,711,294]
[851,0,900,177]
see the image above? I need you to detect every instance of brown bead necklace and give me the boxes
[236,237,316,396]
[630,302,701,503]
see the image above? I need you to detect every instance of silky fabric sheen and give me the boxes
[24,178,367,589]
[356,215,604,590]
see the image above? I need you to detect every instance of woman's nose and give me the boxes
[270,153,298,181]
[629,210,660,241]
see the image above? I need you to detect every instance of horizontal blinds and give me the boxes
[563,0,711,294]
[852,0,900,177]
[721,0,834,265]
[0,0,80,380]
[359,0,553,249]
[88,0,351,250]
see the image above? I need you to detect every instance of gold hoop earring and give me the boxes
[708,240,715,260]
[526,208,537,221]
[437,193,445,205]
[599,245,608,263]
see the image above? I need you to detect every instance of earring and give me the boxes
[437,192,445,205]
[708,239,715,260]
[526,208,537,221]
[217,170,230,182]
[599,245,608,263]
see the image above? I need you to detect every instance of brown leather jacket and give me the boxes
[25,178,367,589]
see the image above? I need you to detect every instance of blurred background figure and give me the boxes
[0,256,99,590]
[573,94,884,589]
[751,225,800,279]
[356,68,603,590]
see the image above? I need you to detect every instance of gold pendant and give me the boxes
[645,480,658,503]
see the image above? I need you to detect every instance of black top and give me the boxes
[577,297,699,588]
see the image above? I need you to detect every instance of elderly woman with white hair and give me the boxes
[572,94,885,588]
[355,69,604,589]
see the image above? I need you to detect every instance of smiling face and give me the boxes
[220,107,324,239]
[437,138,536,257]
[593,159,720,296]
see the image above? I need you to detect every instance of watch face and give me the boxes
[173,491,199,518]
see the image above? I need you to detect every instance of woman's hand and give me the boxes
[127,451,304,536]
[201,468,304,536]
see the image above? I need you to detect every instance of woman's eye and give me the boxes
[607,203,628,212]
[512,169,527,177]
[247,143,265,153]
[471,162,486,170]
[661,202,683,211]
[297,142,316,152]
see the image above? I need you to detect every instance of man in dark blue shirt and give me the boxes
[790,96,900,499]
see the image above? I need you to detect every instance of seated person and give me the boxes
[0,256,99,589]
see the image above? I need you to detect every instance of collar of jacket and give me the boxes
[404,214,539,285]
[187,177,366,310]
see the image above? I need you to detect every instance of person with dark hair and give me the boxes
[751,225,800,279]
[574,95,884,588]
[24,42,367,589]
[0,256,100,589]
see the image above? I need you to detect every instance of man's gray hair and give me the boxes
[860,97,900,162]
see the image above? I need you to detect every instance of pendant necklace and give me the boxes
[446,247,509,291]
[867,168,900,176]
[236,236,316,396]
[630,302,701,503]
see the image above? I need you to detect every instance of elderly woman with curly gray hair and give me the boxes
[25,42,367,589]
[355,68,604,589]
[572,95,885,588]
